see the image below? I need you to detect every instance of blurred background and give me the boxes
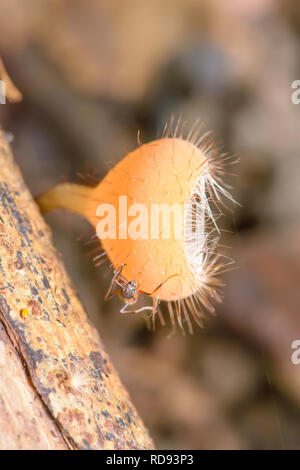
[0,0,300,449]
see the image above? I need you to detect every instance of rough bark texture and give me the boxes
[0,129,153,450]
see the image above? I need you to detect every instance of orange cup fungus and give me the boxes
[37,124,235,332]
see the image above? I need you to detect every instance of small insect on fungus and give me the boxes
[36,119,237,333]
[105,263,179,315]
[105,264,139,312]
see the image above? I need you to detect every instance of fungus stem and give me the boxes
[36,183,93,217]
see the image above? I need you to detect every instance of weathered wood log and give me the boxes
[0,129,153,450]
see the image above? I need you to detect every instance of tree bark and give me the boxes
[0,129,153,450]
